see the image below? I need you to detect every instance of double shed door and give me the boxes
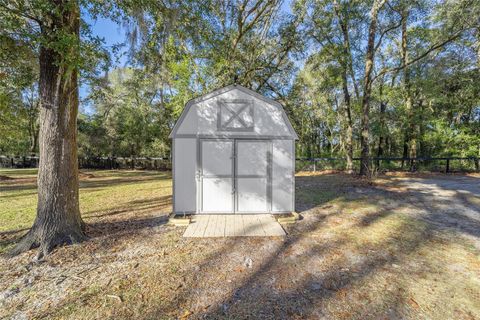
[199,139,271,213]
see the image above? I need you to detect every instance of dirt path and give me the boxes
[380,175,480,248]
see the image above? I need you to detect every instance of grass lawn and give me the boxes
[1,169,479,319]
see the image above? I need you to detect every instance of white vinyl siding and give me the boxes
[173,138,196,213]
[272,140,294,212]
[171,85,297,214]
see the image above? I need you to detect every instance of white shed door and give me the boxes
[200,140,234,213]
[200,139,271,213]
[235,140,270,213]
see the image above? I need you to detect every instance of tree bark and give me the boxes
[477,25,480,66]
[24,88,40,154]
[341,72,354,173]
[28,103,39,154]
[376,80,386,168]
[359,0,386,176]
[334,0,354,173]
[401,135,408,169]
[11,0,86,258]
[401,8,417,172]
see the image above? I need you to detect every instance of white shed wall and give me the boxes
[272,139,294,212]
[172,85,297,215]
[173,138,197,213]
[176,88,291,137]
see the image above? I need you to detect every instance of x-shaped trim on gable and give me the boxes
[223,104,249,128]
[217,99,254,131]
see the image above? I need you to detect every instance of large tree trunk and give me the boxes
[342,75,354,173]
[11,0,86,259]
[28,104,39,154]
[401,135,408,169]
[377,72,397,168]
[359,0,386,176]
[473,26,480,172]
[334,0,355,173]
[401,8,417,172]
[376,75,385,169]
[376,94,386,168]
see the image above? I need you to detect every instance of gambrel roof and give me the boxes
[169,84,298,139]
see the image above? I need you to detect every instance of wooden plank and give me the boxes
[242,215,252,236]
[233,215,244,236]
[252,215,265,237]
[260,215,286,236]
[183,216,200,237]
[186,216,200,238]
[243,215,265,236]
[269,222,286,236]
[241,215,249,236]
[213,215,226,237]
[184,215,285,238]
[203,214,216,237]
[225,214,235,236]
[255,215,268,236]
[201,215,213,237]
[193,215,208,237]
[258,214,275,234]
[182,224,195,237]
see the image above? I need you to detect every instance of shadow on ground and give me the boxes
[0,171,172,252]
[141,173,480,319]
[1,172,479,319]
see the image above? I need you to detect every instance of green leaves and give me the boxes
[1,0,479,163]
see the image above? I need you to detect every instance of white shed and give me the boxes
[170,84,298,215]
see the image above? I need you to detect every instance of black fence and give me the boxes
[2,155,479,173]
[0,156,171,171]
[295,157,480,173]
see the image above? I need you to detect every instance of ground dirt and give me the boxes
[0,170,479,319]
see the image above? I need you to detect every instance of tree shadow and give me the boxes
[86,215,169,239]
[0,171,171,194]
[370,175,480,239]
[0,183,37,193]
[0,228,31,253]
[82,195,172,219]
[0,191,38,199]
[295,173,374,212]
[188,214,431,318]
[140,173,479,319]
[79,176,171,190]
[82,194,173,243]
[1,194,172,253]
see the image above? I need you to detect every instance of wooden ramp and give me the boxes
[183,215,286,238]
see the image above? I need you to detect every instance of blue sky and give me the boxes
[79,1,296,113]
[80,14,127,112]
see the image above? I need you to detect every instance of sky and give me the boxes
[79,14,127,113]
[79,1,296,114]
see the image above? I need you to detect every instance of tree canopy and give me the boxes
[1,0,479,173]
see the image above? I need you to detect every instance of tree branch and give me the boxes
[373,29,465,81]
[374,20,402,53]
[0,2,41,25]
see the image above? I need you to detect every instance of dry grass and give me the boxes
[0,169,479,319]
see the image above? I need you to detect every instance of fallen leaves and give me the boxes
[1,171,480,320]
[180,310,192,319]
[106,294,123,303]
[409,297,420,309]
